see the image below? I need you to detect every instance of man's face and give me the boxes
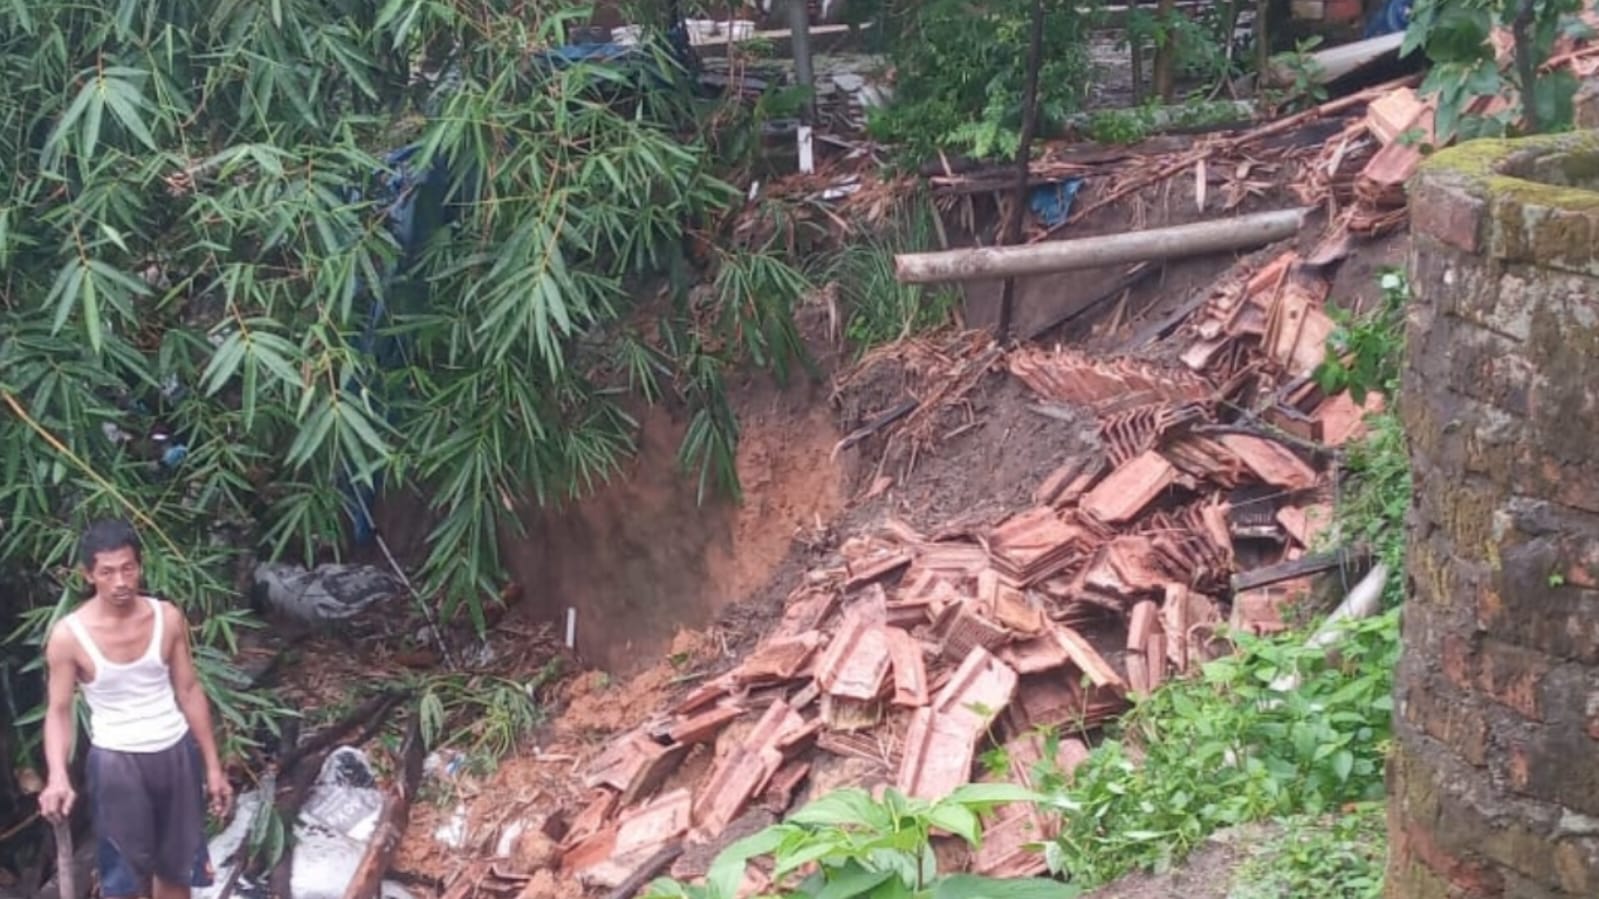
[84,546,141,607]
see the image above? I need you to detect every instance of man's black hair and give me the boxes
[78,518,142,569]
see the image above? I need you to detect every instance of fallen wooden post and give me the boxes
[341,715,425,899]
[895,208,1309,284]
[1230,545,1371,594]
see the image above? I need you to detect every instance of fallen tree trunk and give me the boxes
[341,716,425,899]
[895,208,1309,284]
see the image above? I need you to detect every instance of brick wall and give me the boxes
[1389,133,1599,898]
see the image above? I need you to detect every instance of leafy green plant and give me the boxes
[820,193,957,353]
[0,0,813,761]
[1267,37,1330,108]
[416,667,557,764]
[866,0,1097,160]
[1228,803,1386,899]
[1403,0,1589,138]
[1316,269,1412,595]
[1040,611,1399,886]
[1315,269,1408,404]
[643,784,1079,899]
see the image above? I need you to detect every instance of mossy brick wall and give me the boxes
[1389,132,1599,898]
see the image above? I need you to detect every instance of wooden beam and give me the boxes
[895,208,1309,284]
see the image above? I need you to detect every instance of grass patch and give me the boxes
[1228,803,1387,899]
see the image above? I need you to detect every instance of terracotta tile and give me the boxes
[1053,626,1125,691]
[884,626,930,707]
[692,700,803,839]
[733,632,823,686]
[1081,450,1177,524]
[669,704,745,745]
[586,731,691,806]
[1219,433,1318,490]
[815,611,890,701]
[1034,454,1107,507]
[931,646,1019,735]
[1277,502,1334,549]
[972,806,1052,878]
[896,707,978,801]
[845,551,913,589]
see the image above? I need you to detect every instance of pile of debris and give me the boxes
[540,238,1377,893]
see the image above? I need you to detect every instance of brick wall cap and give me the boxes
[1416,132,1599,273]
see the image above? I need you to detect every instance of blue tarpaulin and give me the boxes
[1365,0,1412,37]
[1029,178,1083,229]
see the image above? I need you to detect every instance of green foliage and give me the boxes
[1083,99,1250,145]
[0,0,813,759]
[818,191,957,353]
[1267,37,1331,108]
[1316,269,1412,598]
[415,660,564,764]
[866,0,1097,160]
[1403,0,1589,138]
[1314,269,1408,404]
[642,784,1080,899]
[1041,610,1399,886]
[1126,1,1244,93]
[1227,804,1387,899]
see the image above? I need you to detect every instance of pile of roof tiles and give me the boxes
[554,244,1383,892]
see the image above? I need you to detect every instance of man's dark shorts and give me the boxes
[87,731,214,898]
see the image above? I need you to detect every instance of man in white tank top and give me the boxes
[37,519,234,899]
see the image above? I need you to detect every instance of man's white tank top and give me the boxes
[62,597,189,753]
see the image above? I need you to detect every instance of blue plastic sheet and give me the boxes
[1029,178,1084,229]
[1364,0,1411,37]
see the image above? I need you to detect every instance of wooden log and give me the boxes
[340,717,425,899]
[277,690,406,777]
[1230,545,1371,593]
[895,209,1309,284]
[263,692,406,897]
[1261,33,1405,88]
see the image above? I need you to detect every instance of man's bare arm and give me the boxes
[39,625,78,821]
[166,602,233,816]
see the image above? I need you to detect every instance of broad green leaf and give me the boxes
[930,875,1080,899]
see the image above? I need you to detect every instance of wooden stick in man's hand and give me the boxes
[53,819,75,899]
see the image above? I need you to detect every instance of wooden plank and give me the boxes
[1230,546,1368,593]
